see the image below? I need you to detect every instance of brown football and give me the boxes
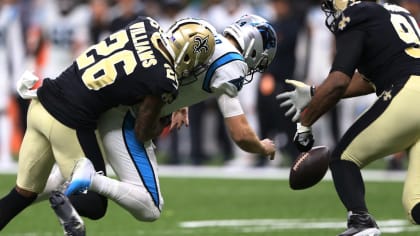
[289,146,330,190]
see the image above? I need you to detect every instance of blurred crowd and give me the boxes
[0,0,415,170]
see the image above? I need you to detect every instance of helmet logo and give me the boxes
[193,35,210,54]
[338,14,351,30]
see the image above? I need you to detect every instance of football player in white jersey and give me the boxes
[20,15,277,228]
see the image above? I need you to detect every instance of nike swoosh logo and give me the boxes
[301,139,310,146]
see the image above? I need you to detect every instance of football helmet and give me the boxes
[223,14,277,81]
[166,18,216,80]
[321,0,359,32]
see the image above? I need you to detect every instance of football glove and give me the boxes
[16,70,39,99]
[293,123,314,152]
[276,79,314,122]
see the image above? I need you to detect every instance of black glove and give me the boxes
[293,123,314,152]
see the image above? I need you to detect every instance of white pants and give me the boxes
[42,106,164,221]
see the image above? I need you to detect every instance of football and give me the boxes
[289,146,330,190]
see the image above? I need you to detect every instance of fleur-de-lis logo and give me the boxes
[382,90,392,101]
[338,15,351,31]
[193,35,209,54]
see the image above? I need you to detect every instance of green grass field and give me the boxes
[0,173,419,236]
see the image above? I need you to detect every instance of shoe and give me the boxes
[50,191,86,236]
[64,157,95,196]
[338,211,381,236]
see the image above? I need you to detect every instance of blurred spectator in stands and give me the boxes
[159,0,188,29]
[400,0,420,24]
[88,0,111,44]
[205,0,254,32]
[0,0,26,169]
[109,0,146,32]
[256,0,303,167]
[36,0,89,79]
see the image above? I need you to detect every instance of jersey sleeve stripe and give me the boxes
[202,52,244,93]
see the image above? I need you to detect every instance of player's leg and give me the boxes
[0,100,54,230]
[94,138,163,221]
[50,124,108,220]
[331,78,420,235]
[402,139,420,224]
[93,108,163,221]
[35,164,65,202]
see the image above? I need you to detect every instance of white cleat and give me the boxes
[64,157,95,196]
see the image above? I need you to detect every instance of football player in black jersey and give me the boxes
[0,16,215,234]
[277,0,420,235]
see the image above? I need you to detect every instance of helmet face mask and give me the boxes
[223,14,277,83]
[166,18,216,82]
[321,0,358,32]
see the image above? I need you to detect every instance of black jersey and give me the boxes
[330,2,420,94]
[38,17,178,129]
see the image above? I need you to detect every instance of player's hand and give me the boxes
[293,123,314,152]
[170,107,189,130]
[276,79,314,122]
[17,70,39,99]
[260,138,276,160]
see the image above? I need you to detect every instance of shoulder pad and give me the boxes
[336,2,378,32]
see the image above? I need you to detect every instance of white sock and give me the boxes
[35,165,65,203]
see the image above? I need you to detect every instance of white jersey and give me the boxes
[162,33,248,118]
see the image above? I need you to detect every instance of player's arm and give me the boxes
[301,29,365,127]
[300,70,351,127]
[218,94,275,159]
[134,95,166,142]
[225,115,275,159]
[343,72,375,98]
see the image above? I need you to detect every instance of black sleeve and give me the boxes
[331,29,364,78]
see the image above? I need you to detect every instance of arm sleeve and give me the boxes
[217,94,244,118]
[331,29,364,78]
[209,59,248,97]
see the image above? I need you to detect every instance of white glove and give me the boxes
[16,70,39,99]
[293,123,314,152]
[276,79,314,122]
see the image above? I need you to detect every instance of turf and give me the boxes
[0,174,418,236]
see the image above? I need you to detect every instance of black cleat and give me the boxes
[50,190,86,236]
[338,211,380,236]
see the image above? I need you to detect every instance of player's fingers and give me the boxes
[285,105,296,117]
[285,79,304,88]
[292,111,300,123]
[280,99,292,108]
[276,92,292,100]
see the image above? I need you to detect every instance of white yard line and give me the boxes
[180,218,419,234]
